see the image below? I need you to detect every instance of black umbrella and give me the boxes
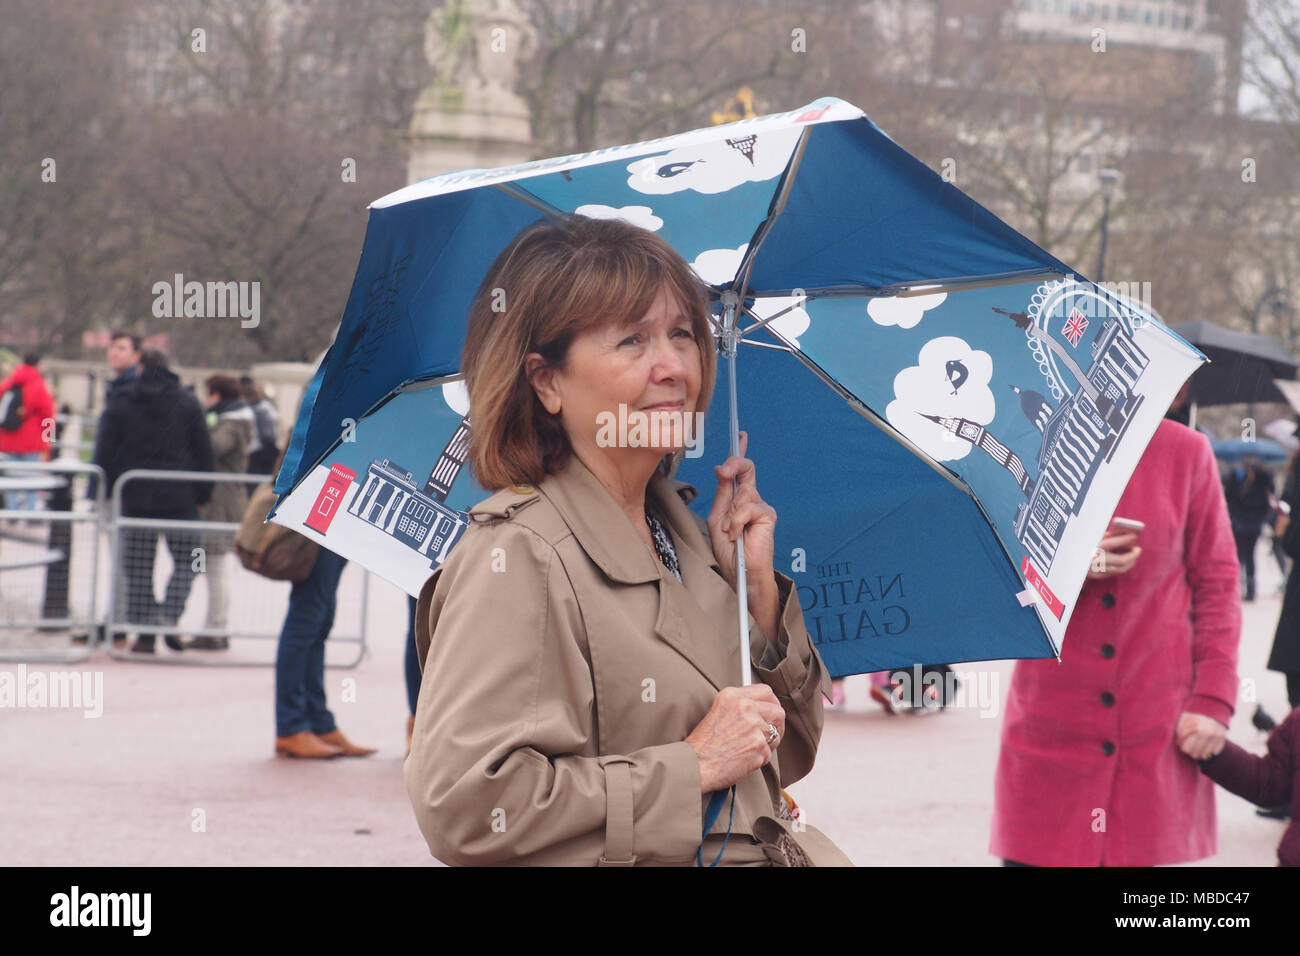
[1169,319,1299,406]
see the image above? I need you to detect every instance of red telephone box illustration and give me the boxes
[305,463,357,535]
[795,105,830,124]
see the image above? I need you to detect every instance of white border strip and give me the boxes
[369,98,866,209]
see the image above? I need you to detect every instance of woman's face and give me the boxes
[528,283,704,469]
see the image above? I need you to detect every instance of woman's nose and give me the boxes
[650,333,687,379]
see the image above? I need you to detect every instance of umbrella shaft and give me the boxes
[723,293,752,687]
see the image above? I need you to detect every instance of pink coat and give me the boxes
[990,419,1241,866]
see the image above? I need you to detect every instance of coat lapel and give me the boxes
[536,455,741,692]
[648,473,744,690]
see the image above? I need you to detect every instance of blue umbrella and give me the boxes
[270,98,1204,677]
[1211,438,1289,464]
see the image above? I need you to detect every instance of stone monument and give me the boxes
[406,0,536,184]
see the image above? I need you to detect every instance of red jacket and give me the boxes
[991,419,1242,866]
[0,364,55,455]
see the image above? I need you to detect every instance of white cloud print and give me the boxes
[885,336,995,462]
[689,244,746,286]
[868,291,947,329]
[626,128,801,195]
[688,244,809,347]
[573,203,663,231]
[442,380,469,417]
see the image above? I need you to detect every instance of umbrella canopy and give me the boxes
[1211,437,1290,464]
[1168,320,1298,406]
[270,97,1204,675]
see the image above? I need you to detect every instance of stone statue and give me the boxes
[408,0,536,183]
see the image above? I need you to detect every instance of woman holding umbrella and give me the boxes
[405,216,843,866]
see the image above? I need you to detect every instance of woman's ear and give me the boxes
[525,353,561,416]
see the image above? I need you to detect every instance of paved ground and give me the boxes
[0,538,1290,867]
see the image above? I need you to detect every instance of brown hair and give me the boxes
[110,330,142,352]
[463,215,714,491]
[204,373,242,401]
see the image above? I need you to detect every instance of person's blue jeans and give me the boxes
[274,548,348,738]
[1,451,44,511]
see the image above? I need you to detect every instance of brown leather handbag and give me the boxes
[234,481,319,582]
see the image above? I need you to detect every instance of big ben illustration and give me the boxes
[346,415,473,569]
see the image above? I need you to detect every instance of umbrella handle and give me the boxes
[722,291,752,687]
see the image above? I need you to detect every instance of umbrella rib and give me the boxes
[754,331,972,495]
[732,126,812,306]
[736,269,1069,340]
[738,268,1070,337]
[493,182,569,220]
[393,373,466,395]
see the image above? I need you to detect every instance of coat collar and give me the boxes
[533,453,720,585]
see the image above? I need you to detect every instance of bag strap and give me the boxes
[597,756,636,867]
[696,786,736,868]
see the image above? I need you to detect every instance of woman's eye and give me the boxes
[673,328,695,340]
[619,334,641,347]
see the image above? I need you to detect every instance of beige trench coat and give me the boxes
[406,453,835,866]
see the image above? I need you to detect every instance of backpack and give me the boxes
[234,481,320,581]
[252,402,278,451]
[0,382,24,431]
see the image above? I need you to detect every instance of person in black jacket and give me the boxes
[93,349,215,653]
[1223,459,1274,601]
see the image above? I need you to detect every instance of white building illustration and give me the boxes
[346,415,473,569]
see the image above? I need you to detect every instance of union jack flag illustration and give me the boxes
[1063,307,1089,347]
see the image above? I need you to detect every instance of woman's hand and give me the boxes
[1175,711,1228,761]
[708,431,780,635]
[1086,528,1142,580]
[685,684,787,793]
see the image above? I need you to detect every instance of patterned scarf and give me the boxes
[644,509,681,582]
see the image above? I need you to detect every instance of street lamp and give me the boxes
[1252,284,1292,337]
[1096,167,1121,283]
[1248,284,1292,422]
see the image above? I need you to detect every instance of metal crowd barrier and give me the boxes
[0,460,105,663]
[106,469,369,668]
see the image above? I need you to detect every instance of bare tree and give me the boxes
[0,0,134,345]
[518,0,811,154]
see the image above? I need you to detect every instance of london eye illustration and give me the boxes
[920,280,1149,591]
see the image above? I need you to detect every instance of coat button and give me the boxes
[1100,643,1115,659]
[1100,593,1116,608]
[1101,692,1115,707]
[1102,741,1116,756]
